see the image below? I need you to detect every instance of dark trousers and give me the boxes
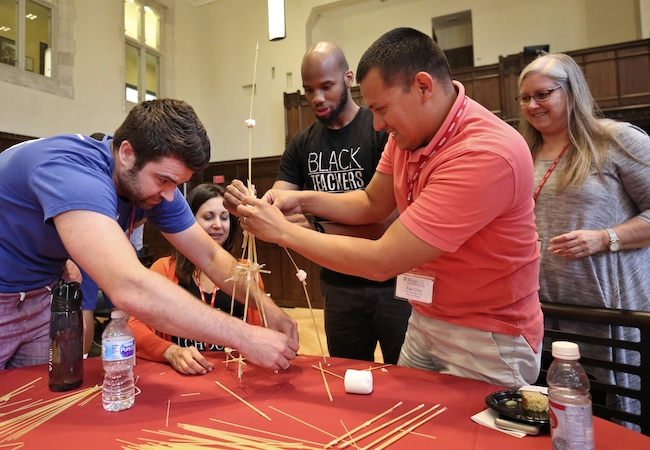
[321,280,412,364]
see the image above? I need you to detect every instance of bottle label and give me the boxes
[549,399,595,450]
[102,338,135,361]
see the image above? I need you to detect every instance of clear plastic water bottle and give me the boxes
[101,310,135,412]
[547,341,595,450]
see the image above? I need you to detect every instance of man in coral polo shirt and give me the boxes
[227,27,542,389]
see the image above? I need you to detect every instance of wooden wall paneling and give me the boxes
[299,103,317,137]
[453,64,503,116]
[0,131,36,152]
[616,44,650,105]
[350,85,365,106]
[498,53,525,125]
[472,72,502,115]
[284,91,303,145]
[579,51,620,108]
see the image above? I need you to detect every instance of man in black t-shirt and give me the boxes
[272,42,412,364]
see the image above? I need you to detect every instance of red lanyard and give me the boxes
[407,96,467,204]
[193,269,217,307]
[533,141,570,201]
[128,205,134,239]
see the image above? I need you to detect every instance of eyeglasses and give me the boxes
[516,86,562,106]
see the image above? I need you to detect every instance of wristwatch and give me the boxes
[304,213,326,233]
[605,227,621,252]
[311,220,326,233]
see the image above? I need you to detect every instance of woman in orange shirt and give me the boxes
[129,183,262,375]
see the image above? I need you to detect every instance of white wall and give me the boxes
[0,0,645,163]
[0,1,127,137]
[312,0,589,69]
[640,0,650,38]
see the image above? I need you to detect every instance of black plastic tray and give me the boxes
[485,390,550,424]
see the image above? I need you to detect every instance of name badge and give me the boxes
[395,270,435,304]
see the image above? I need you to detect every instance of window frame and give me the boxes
[0,0,73,98]
[124,0,163,105]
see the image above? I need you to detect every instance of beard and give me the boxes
[315,82,349,127]
[120,167,158,210]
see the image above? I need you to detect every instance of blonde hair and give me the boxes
[518,53,624,191]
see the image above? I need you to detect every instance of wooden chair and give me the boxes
[537,302,650,435]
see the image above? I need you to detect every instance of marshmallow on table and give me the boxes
[344,369,373,394]
[244,119,256,128]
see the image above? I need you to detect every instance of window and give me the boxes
[0,0,73,98]
[0,0,52,76]
[124,0,161,103]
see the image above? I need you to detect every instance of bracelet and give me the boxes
[310,220,326,233]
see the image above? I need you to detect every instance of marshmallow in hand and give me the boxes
[244,119,256,128]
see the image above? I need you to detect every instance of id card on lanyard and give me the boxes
[395,268,435,304]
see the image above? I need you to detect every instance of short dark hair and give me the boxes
[112,99,210,172]
[357,27,452,92]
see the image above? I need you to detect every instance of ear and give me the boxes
[413,72,434,101]
[344,69,354,88]
[117,140,136,168]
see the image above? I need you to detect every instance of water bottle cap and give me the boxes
[110,310,127,319]
[551,341,580,360]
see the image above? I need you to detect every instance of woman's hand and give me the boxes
[548,229,608,258]
[162,344,215,375]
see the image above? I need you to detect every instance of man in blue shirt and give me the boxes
[0,99,298,372]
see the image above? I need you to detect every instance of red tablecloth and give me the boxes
[0,354,647,449]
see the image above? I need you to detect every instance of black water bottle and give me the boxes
[48,282,84,391]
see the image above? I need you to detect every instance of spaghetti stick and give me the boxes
[253,281,269,328]
[311,365,344,380]
[0,443,24,449]
[365,364,391,372]
[318,361,333,402]
[210,418,325,447]
[0,398,34,412]
[338,403,424,449]
[339,420,360,450]
[165,399,170,427]
[284,248,327,363]
[357,404,439,450]
[268,405,337,438]
[135,424,325,450]
[214,381,271,421]
[325,401,402,448]
[247,42,259,187]
[0,385,101,441]
[0,378,41,403]
[77,389,101,407]
[373,407,447,450]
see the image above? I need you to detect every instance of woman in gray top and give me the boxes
[518,53,650,429]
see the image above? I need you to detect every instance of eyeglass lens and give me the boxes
[517,86,560,105]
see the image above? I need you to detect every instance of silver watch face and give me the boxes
[609,240,621,252]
